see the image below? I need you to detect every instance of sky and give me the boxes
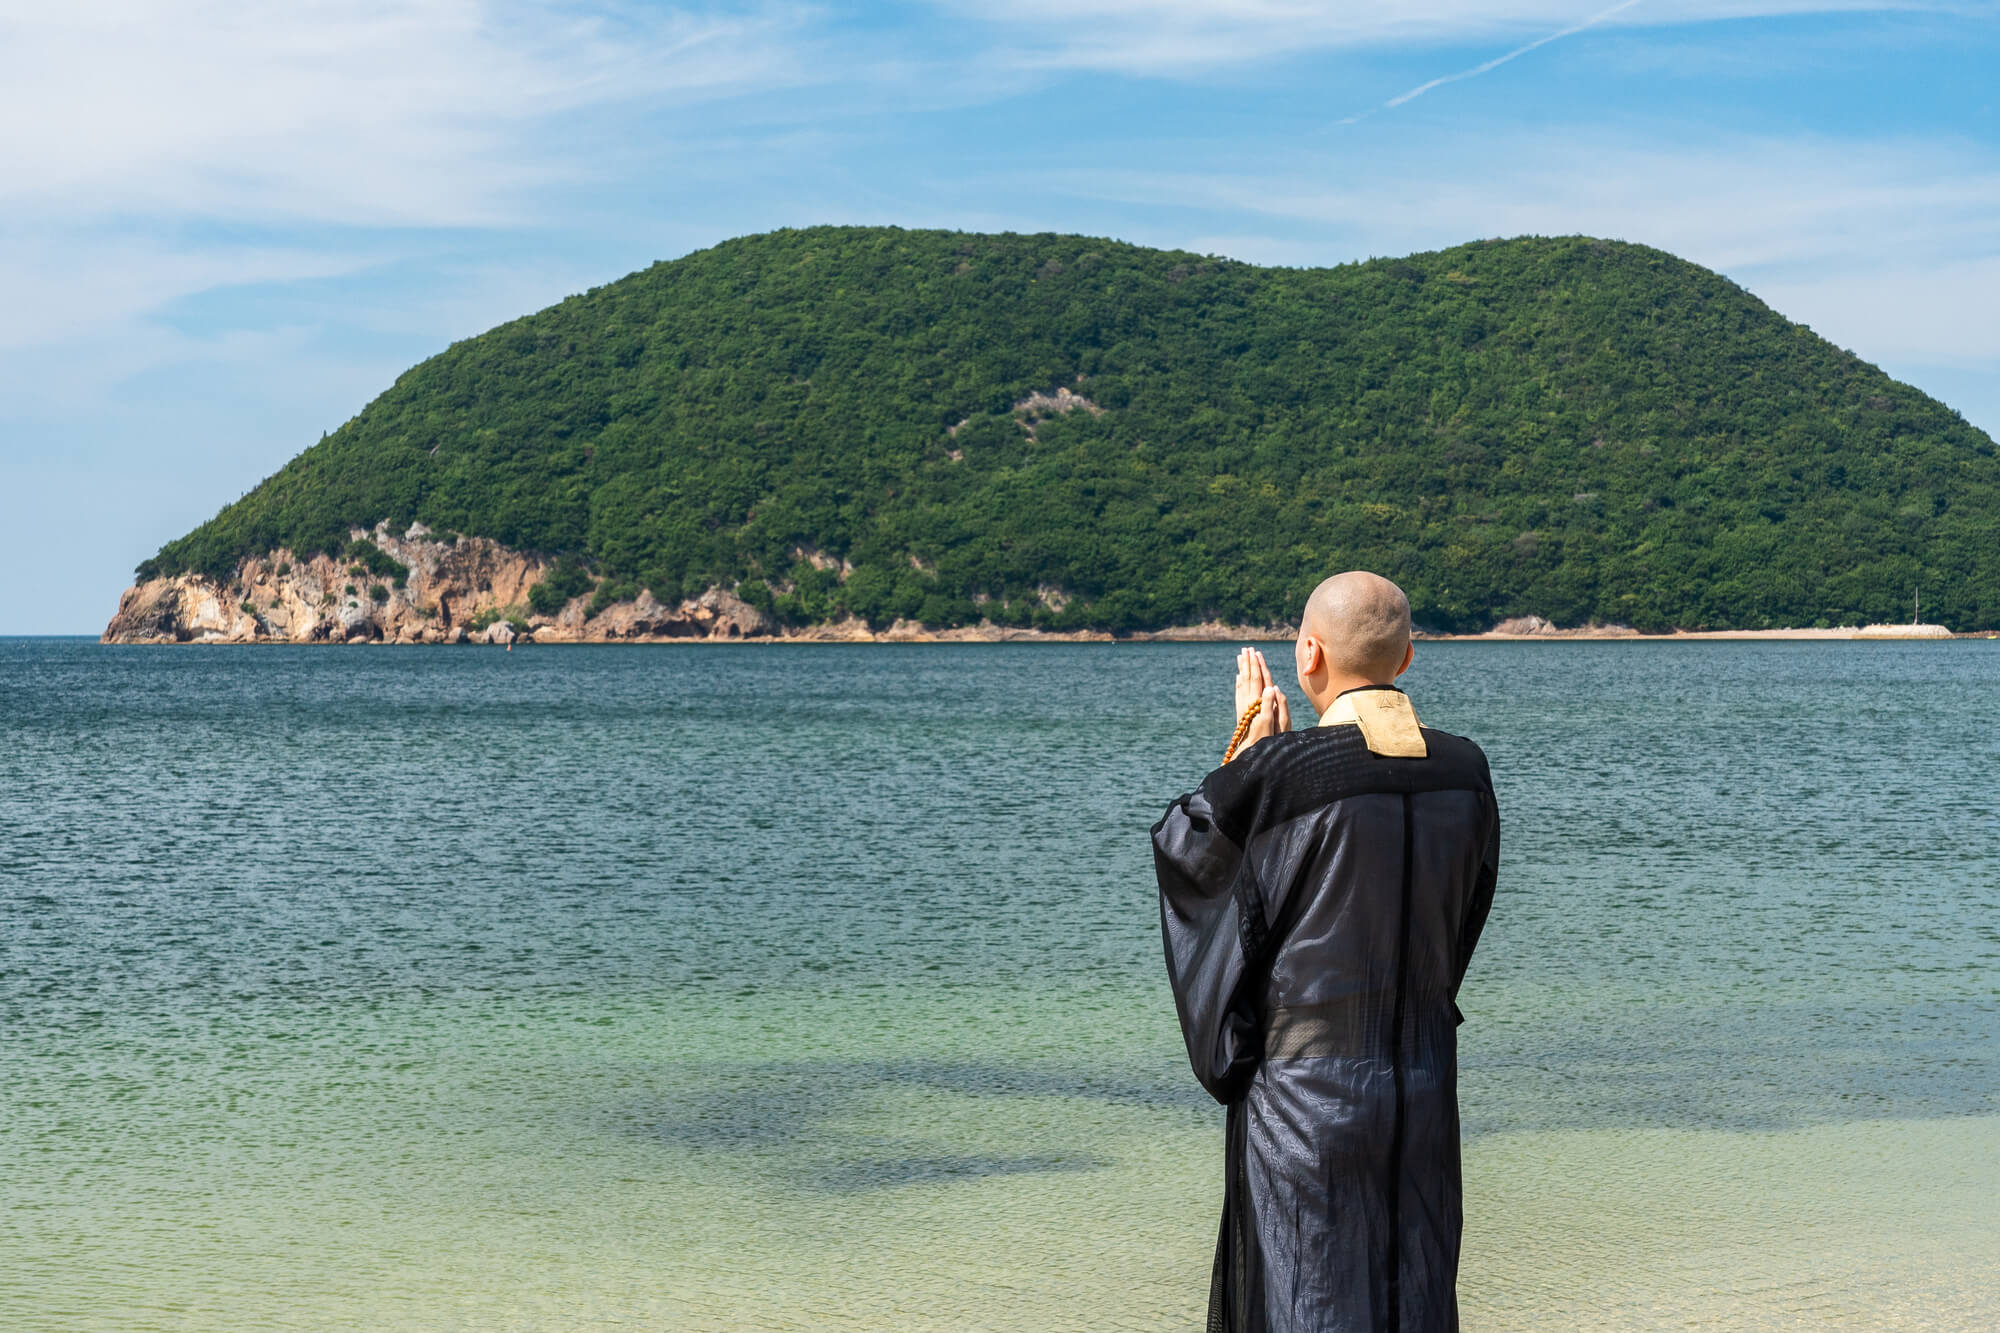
[4,0,1996,633]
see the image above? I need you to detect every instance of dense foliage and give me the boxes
[528,556,594,616]
[342,538,407,587]
[141,227,2000,631]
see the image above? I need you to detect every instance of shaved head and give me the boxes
[1301,572,1411,682]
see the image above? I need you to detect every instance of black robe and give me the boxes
[1153,703,1499,1333]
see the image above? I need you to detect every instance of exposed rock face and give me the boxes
[102,521,1295,645]
[553,587,772,642]
[1469,615,1641,639]
[1011,386,1103,439]
[103,522,778,645]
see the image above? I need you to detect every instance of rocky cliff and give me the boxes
[104,521,1292,644]
[102,522,775,645]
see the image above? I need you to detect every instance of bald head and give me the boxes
[1301,572,1412,683]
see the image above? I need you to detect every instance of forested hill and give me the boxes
[140,227,2000,632]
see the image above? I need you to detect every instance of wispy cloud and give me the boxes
[0,0,808,227]
[1040,134,2000,364]
[1372,0,1644,114]
[933,0,1951,74]
[0,1,817,424]
[1756,256,2000,368]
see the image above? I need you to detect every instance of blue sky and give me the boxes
[4,0,1996,633]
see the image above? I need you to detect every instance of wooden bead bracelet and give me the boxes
[1223,698,1262,764]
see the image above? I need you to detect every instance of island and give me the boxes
[105,226,2000,643]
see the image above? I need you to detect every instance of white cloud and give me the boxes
[0,315,350,442]
[0,0,805,227]
[0,1,814,431]
[0,229,371,351]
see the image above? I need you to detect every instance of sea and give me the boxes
[2,638,1994,1332]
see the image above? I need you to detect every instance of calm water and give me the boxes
[2,639,1995,1331]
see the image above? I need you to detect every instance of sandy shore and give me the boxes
[1420,627,1992,641]
[880,620,1990,644]
[500,624,1997,644]
[733,621,1987,644]
[1425,626,1853,642]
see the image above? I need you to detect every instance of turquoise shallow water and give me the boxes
[2,639,1996,1330]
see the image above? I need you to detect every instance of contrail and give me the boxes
[1340,0,1642,123]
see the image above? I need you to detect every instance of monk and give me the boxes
[1153,571,1500,1333]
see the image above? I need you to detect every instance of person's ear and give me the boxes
[1394,641,1414,679]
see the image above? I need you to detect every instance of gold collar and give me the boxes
[1316,688,1428,758]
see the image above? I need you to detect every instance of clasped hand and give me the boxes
[1233,647,1292,755]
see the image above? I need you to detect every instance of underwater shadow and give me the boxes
[617,1056,1200,1191]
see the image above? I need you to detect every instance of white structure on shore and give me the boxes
[1854,622,1953,638]
[1855,589,1953,638]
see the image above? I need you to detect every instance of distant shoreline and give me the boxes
[106,529,1994,645]
[89,624,1996,645]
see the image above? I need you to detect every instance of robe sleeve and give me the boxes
[1452,790,1501,1001]
[1154,783,1265,1105]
